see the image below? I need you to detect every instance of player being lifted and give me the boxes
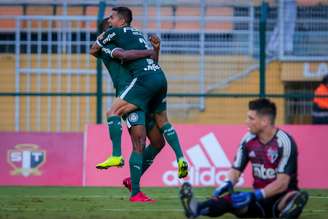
[180,98,308,218]
[91,17,165,202]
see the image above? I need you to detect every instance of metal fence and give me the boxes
[13,16,97,132]
[0,0,328,131]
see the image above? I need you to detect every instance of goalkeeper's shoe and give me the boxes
[130,192,156,203]
[123,177,132,192]
[96,156,124,169]
[279,191,309,218]
[180,182,199,218]
[178,157,189,178]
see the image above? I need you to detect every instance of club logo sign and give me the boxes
[267,147,278,164]
[7,144,46,177]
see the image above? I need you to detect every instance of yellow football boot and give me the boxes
[96,156,124,169]
[178,158,189,178]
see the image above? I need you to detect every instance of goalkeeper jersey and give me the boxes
[232,129,298,190]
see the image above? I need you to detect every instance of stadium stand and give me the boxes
[0,6,22,30]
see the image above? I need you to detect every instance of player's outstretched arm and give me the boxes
[111,48,155,62]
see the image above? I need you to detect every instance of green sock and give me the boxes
[141,144,161,175]
[107,116,122,157]
[160,123,183,161]
[129,151,143,196]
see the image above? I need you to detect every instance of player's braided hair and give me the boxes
[112,6,133,26]
[249,98,277,124]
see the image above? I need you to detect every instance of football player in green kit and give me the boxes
[91,6,188,184]
[90,17,184,202]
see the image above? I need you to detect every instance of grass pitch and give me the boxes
[0,187,327,219]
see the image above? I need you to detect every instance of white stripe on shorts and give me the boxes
[126,119,131,128]
[120,78,137,99]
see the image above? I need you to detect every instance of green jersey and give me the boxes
[98,26,163,77]
[98,27,168,115]
[99,44,133,96]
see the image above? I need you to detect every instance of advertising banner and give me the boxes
[0,132,83,186]
[85,124,328,189]
[2,125,327,188]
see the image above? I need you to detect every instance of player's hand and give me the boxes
[231,192,253,209]
[149,34,160,50]
[97,32,105,41]
[212,180,233,197]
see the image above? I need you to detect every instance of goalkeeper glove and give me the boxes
[231,189,265,209]
[212,180,233,197]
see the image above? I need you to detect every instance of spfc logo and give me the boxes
[7,144,46,177]
[267,147,278,164]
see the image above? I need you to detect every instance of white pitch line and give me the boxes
[306,210,328,212]
[303,209,328,213]
[309,196,328,199]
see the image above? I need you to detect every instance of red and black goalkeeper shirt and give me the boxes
[232,129,298,191]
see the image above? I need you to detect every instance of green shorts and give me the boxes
[124,110,156,132]
[148,94,167,114]
[124,110,145,128]
[119,72,167,114]
[116,83,131,98]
